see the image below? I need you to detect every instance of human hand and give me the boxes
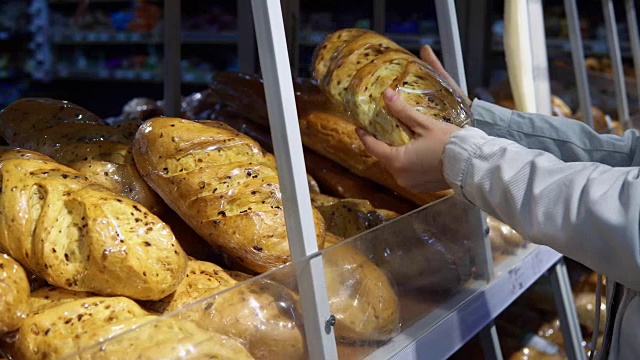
[419,45,471,107]
[356,88,462,193]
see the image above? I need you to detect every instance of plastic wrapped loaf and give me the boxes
[132,117,327,274]
[12,290,253,360]
[0,147,188,301]
[313,28,472,146]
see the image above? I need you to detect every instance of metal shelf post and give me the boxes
[626,0,640,114]
[163,0,181,117]
[602,0,630,129]
[564,0,594,127]
[550,259,587,360]
[250,1,338,359]
[434,0,467,93]
[373,0,386,33]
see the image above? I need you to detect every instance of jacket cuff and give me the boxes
[442,127,492,204]
[471,99,514,138]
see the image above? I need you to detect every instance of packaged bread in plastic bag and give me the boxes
[313,28,473,146]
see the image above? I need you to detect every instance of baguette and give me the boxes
[313,29,472,146]
[132,117,326,274]
[0,254,29,334]
[0,147,188,300]
[0,98,166,215]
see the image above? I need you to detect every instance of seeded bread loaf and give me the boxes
[313,29,472,146]
[0,98,166,215]
[132,117,327,273]
[0,147,188,300]
[145,259,306,360]
[0,254,30,334]
[311,193,399,239]
[14,295,252,360]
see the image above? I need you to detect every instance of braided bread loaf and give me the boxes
[313,29,472,146]
[0,98,166,215]
[132,117,327,274]
[0,147,188,300]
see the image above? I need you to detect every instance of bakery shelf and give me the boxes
[369,244,562,360]
[51,67,214,84]
[63,194,486,359]
[51,30,239,45]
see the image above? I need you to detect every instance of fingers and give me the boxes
[356,128,395,164]
[383,88,431,132]
[419,45,466,96]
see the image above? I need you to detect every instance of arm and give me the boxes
[473,99,640,167]
[444,127,640,290]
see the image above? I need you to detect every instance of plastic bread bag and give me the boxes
[35,299,254,360]
[167,273,307,360]
[312,28,473,147]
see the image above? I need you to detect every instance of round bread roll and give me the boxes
[0,254,30,334]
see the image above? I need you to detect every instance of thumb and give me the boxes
[419,45,465,95]
[383,88,431,132]
[356,128,395,163]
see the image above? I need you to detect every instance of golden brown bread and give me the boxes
[144,260,305,360]
[575,105,609,133]
[132,117,326,274]
[210,111,417,214]
[299,110,453,205]
[313,29,471,146]
[0,147,188,300]
[28,286,94,313]
[311,193,399,239]
[0,254,29,334]
[551,95,572,118]
[187,279,305,360]
[15,295,252,360]
[0,98,166,215]
[322,233,401,341]
[142,259,237,314]
[209,74,451,207]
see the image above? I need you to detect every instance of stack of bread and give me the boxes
[0,28,510,359]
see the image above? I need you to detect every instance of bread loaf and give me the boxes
[299,110,453,205]
[132,117,326,273]
[322,233,401,341]
[210,110,417,214]
[0,147,187,300]
[0,254,29,334]
[144,259,305,360]
[313,29,471,146]
[209,74,451,207]
[0,98,166,215]
[311,193,399,239]
[14,295,252,360]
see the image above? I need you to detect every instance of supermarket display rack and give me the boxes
[158,0,640,359]
[27,0,639,359]
[169,0,592,359]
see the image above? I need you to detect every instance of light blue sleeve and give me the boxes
[442,127,640,291]
[472,99,640,166]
